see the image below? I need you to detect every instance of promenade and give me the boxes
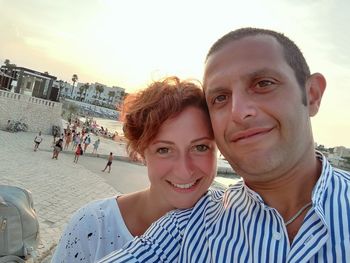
[0,128,239,262]
[0,130,141,262]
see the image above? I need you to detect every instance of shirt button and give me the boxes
[273,232,282,240]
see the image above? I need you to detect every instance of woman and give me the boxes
[52,77,217,262]
[92,138,100,155]
[64,131,72,150]
[74,143,83,163]
[52,138,63,160]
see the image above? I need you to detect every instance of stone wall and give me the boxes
[0,90,63,135]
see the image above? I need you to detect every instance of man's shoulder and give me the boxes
[168,183,244,219]
[333,167,350,183]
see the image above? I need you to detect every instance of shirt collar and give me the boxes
[312,151,333,208]
[241,151,334,208]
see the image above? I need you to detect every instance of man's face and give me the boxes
[204,35,314,183]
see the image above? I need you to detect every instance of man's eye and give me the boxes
[156,147,169,154]
[256,80,274,88]
[213,95,227,104]
[193,144,209,152]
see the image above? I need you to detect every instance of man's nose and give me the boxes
[230,89,257,123]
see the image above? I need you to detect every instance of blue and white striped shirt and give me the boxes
[100,153,350,262]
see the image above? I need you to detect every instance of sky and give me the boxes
[0,0,349,148]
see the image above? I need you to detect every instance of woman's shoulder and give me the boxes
[52,196,131,262]
[68,197,119,228]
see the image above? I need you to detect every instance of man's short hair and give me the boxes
[206,27,310,105]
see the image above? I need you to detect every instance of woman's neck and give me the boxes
[118,189,174,236]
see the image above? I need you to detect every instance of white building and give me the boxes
[333,146,350,158]
[74,82,125,108]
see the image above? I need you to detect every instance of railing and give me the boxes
[0,89,60,108]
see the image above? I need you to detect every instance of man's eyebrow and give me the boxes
[246,68,283,79]
[204,86,229,98]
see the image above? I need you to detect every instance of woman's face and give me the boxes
[144,106,217,210]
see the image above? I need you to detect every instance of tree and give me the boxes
[78,85,84,100]
[1,59,16,89]
[65,102,79,119]
[3,59,16,68]
[95,85,104,100]
[82,83,90,102]
[71,74,78,98]
[108,91,116,103]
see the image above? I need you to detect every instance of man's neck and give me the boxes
[245,150,322,223]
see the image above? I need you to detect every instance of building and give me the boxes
[333,146,350,158]
[0,66,59,102]
[74,82,125,108]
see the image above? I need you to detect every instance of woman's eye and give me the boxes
[156,147,169,154]
[193,144,209,152]
[213,95,227,104]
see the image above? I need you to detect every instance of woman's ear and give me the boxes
[306,73,326,117]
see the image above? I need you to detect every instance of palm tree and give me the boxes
[71,74,78,98]
[68,103,79,118]
[95,85,104,102]
[1,59,16,90]
[108,91,116,104]
[78,85,84,101]
[82,83,90,102]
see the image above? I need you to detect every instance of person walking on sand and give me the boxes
[74,144,83,163]
[72,132,80,150]
[83,134,91,152]
[33,131,43,151]
[92,138,100,155]
[102,152,113,173]
[52,138,63,160]
[64,130,72,150]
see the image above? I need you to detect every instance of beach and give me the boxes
[0,121,240,262]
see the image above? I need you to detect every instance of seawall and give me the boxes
[0,90,63,134]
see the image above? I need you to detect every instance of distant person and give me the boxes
[71,132,80,150]
[74,144,83,163]
[101,152,113,173]
[33,131,43,151]
[52,126,59,144]
[92,138,100,155]
[99,27,350,262]
[52,138,63,160]
[83,134,91,151]
[52,77,217,262]
[6,120,11,131]
[64,131,72,150]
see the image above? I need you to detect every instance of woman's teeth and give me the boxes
[172,181,196,189]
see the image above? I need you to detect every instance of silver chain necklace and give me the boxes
[284,202,312,227]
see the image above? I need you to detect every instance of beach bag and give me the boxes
[0,185,39,261]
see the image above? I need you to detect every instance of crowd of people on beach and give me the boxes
[32,118,108,167]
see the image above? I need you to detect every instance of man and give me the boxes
[33,131,43,151]
[102,152,113,173]
[99,28,350,262]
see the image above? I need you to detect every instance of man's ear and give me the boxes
[306,73,326,117]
